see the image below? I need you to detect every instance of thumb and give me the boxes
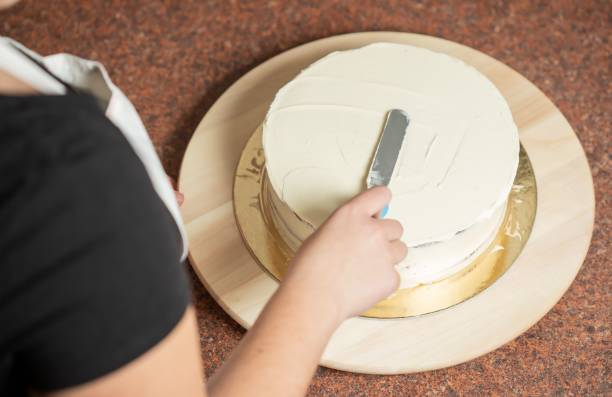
[348,186,391,216]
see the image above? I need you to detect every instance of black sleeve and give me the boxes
[0,94,190,392]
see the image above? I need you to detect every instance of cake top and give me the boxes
[263,43,519,245]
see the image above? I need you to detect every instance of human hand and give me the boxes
[207,187,405,396]
[168,176,184,206]
[282,186,407,322]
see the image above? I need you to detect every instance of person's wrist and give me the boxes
[277,270,347,330]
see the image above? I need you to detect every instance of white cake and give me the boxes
[262,43,519,288]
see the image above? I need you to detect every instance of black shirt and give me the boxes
[0,93,190,395]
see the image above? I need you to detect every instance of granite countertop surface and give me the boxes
[2,0,609,395]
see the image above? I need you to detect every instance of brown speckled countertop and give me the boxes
[2,0,610,395]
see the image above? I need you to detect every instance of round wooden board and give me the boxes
[178,32,594,374]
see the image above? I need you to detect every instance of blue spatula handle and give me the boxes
[379,205,389,219]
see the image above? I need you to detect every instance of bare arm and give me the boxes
[208,186,406,397]
[37,187,403,397]
[206,273,341,397]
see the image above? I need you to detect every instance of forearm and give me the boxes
[207,276,341,397]
[207,187,403,396]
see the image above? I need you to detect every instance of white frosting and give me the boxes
[266,168,507,288]
[398,204,506,286]
[262,43,519,285]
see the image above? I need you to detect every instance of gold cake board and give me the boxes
[178,32,594,374]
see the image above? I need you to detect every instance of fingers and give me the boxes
[389,240,408,264]
[386,268,401,292]
[350,186,391,216]
[379,219,403,241]
[175,190,185,206]
[168,176,184,206]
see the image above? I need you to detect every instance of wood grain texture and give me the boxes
[178,32,594,374]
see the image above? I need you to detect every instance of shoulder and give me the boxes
[0,93,189,391]
[0,93,183,265]
[0,93,184,288]
[1,94,157,213]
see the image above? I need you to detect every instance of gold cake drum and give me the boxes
[233,125,537,318]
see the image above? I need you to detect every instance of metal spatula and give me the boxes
[366,109,411,218]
